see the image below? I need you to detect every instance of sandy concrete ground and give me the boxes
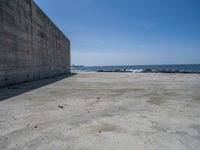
[0,73,200,150]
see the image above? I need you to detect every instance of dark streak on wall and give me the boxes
[0,0,71,87]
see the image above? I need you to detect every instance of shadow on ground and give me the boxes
[0,73,77,101]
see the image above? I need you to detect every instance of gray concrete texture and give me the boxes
[0,73,200,150]
[0,0,71,88]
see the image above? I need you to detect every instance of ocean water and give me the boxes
[71,64,200,73]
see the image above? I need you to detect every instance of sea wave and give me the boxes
[72,64,200,73]
[129,69,143,73]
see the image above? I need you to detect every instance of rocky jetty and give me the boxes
[142,69,200,74]
[97,69,200,74]
[97,69,132,73]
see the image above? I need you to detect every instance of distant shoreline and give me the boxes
[71,64,200,73]
[96,68,200,74]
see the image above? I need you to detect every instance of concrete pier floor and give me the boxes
[0,73,200,150]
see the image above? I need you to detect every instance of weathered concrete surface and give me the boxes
[0,73,200,150]
[0,0,70,88]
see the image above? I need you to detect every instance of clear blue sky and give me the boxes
[34,0,200,66]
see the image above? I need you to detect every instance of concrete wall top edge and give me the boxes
[32,0,70,44]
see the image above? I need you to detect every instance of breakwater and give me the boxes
[96,68,200,74]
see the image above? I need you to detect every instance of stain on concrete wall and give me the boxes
[0,0,71,87]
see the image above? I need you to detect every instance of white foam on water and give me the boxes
[131,69,143,73]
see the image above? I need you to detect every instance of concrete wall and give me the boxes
[0,0,71,87]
